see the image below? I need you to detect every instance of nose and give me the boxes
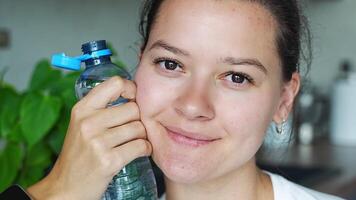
[173,80,215,121]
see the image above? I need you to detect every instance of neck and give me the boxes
[163,159,273,200]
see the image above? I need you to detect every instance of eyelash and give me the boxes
[223,71,254,85]
[153,57,183,71]
[152,57,254,86]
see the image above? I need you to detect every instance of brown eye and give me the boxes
[223,72,254,87]
[159,60,180,70]
[231,73,245,84]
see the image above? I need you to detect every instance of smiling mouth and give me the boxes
[165,126,219,147]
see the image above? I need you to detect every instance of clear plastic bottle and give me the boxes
[52,40,158,200]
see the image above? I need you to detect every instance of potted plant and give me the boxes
[0,45,128,192]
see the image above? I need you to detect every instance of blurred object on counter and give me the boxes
[295,83,329,145]
[330,60,356,146]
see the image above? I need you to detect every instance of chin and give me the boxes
[160,160,206,184]
[151,147,212,184]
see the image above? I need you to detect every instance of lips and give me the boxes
[165,126,219,147]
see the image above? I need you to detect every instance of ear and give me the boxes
[272,72,301,123]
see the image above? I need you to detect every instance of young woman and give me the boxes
[26,0,343,199]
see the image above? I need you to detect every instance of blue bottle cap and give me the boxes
[51,49,112,71]
[51,53,82,71]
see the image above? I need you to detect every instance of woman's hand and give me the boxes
[27,77,152,200]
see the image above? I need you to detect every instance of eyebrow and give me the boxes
[222,57,268,74]
[149,40,190,56]
[149,40,267,74]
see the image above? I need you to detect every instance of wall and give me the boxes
[304,0,356,94]
[0,0,142,91]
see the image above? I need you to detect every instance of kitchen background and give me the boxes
[1,0,356,199]
[1,0,356,93]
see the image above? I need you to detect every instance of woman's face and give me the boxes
[135,0,287,183]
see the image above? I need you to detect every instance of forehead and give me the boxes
[160,0,276,26]
[153,0,277,39]
[147,0,279,70]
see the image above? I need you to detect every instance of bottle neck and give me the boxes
[84,56,112,68]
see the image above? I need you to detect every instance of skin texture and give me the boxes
[27,0,300,199]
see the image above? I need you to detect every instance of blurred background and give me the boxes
[1,0,356,199]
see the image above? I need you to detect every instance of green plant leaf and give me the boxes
[17,166,46,188]
[28,59,62,92]
[49,71,80,97]
[61,88,77,108]
[50,72,77,154]
[0,142,24,192]
[0,155,8,193]
[27,142,52,168]
[20,93,62,147]
[51,71,79,109]
[16,143,53,188]
[6,124,24,143]
[0,87,21,138]
[48,128,66,155]
[48,106,71,155]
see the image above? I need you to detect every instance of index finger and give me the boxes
[80,76,137,110]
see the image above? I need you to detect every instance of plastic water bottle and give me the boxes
[51,40,158,200]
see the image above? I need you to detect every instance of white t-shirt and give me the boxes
[266,171,344,200]
[159,171,345,200]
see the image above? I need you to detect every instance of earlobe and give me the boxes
[273,72,301,123]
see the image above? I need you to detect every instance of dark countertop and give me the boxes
[257,139,356,199]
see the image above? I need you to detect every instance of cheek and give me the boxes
[135,66,165,117]
[134,65,174,143]
[218,89,277,154]
[135,63,186,117]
